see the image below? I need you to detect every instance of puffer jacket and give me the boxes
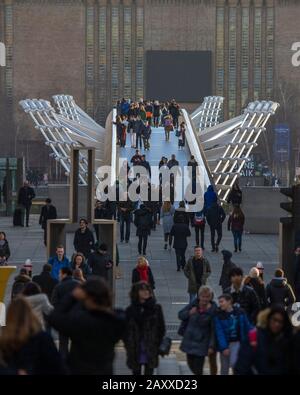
[214,306,252,352]
[266,278,295,308]
[178,300,217,357]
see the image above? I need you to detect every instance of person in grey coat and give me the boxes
[160,201,175,250]
[178,286,217,375]
[22,282,53,329]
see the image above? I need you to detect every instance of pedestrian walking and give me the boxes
[118,194,134,243]
[48,279,125,375]
[224,267,260,324]
[11,268,31,300]
[124,282,165,375]
[51,267,80,361]
[206,200,226,252]
[142,121,151,151]
[266,268,296,308]
[0,298,65,375]
[32,264,58,301]
[71,252,92,278]
[203,185,217,214]
[219,250,237,292]
[48,245,71,281]
[215,294,252,375]
[191,210,205,249]
[22,282,53,329]
[178,122,186,150]
[164,115,173,141]
[227,181,242,207]
[134,204,153,256]
[39,198,57,246]
[234,306,293,375]
[228,206,245,252]
[132,256,155,290]
[153,100,161,127]
[244,267,267,309]
[160,201,175,250]
[73,218,95,259]
[170,215,191,271]
[256,261,264,280]
[178,286,217,375]
[184,246,211,303]
[88,242,113,281]
[17,180,36,227]
[294,246,300,301]
[0,231,10,262]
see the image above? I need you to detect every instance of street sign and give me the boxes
[274,124,290,162]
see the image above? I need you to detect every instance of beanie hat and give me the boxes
[221,250,232,260]
[256,262,264,270]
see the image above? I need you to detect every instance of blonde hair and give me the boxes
[137,256,148,267]
[0,298,41,360]
[198,285,214,298]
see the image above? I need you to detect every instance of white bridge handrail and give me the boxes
[111,108,117,187]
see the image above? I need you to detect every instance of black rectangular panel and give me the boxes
[146,50,212,102]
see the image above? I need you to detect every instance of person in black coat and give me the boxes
[170,215,191,271]
[11,269,31,300]
[17,180,36,227]
[88,243,113,280]
[244,267,267,309]
[294,246,300,301]
[132,257,155,289]
[73,218,95,259]
[124,282,165,375]
[39,198,57,246]
[219,250,237,292]
[173,201,190,225]
[0,298,65,375]
[134,204,153,256]
[206,201,226,252]
[0,231,10,261]
[224,267,259,324]
[32,264,58,301]
[227,182,242,207]
[48,278,125,375]
[234,306,293,375]
[51,267,80,361]
[266,268,295,308]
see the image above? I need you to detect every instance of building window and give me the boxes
[5,4,13,108]
[216,7,224,97]
[98,6,107,122]
[241,7,249,108]
[228,7,236,118]
[123,7,132,100]
[266,7,274,99]
[86,6,94,115]
[253,7,262,100]
[136,7,144,100]
[111,6,119,103]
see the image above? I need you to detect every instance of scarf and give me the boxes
[137,265,149,283]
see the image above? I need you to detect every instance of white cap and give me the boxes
[256,261,264,270]
[24,259,32,267]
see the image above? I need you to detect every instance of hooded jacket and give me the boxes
[203,185,217,213]
[266,277,296,307]
[206,201,226,228]
[134,206,153,236]
[219,251,237,291]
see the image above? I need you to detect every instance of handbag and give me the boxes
[158,336,172,356]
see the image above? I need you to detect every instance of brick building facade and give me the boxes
[0,0,300,171]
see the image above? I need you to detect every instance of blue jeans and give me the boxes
[232,230,242,250]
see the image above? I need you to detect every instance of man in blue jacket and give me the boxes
[214,294,252,375]
[48,245,70,281]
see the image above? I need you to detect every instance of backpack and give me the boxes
[194,212,205,226]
